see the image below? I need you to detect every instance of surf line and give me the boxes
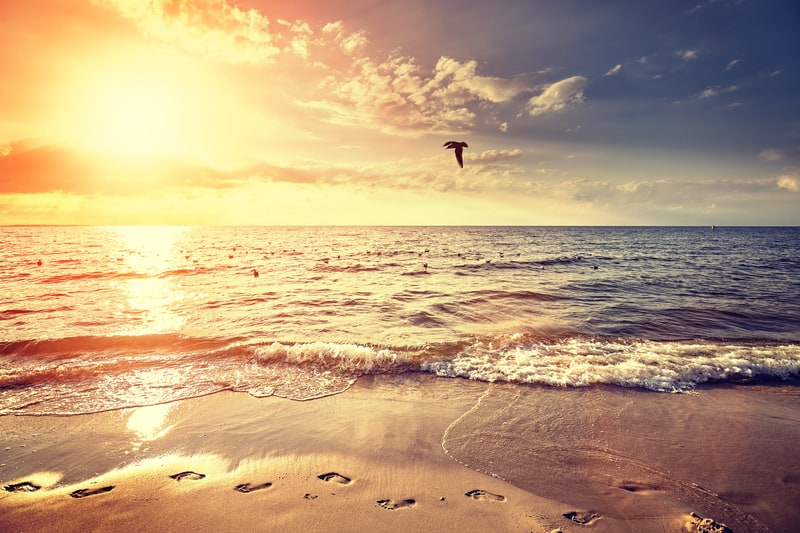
[440,383,521,484]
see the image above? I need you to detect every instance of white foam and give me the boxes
[254,341,408,374]
[422,338,800,392]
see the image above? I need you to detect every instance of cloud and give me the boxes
[94,0,366,65]
[0,140,93,194]
[604,64,622,77]
[548,176,790,218]
[0,136,533,202]
[305,55,537,135]
[470,149,523,163]
[725,58,740,71]
[676,49,699,61]
[4,136,795,225]
[759,147,800,161]
[429,57,533,103]
[96,0,538,137]
[0,139,236,195]
[695,84,738,99]
[687,0,744,15]
[321,21,368,54]
[557,176,797,223]
[525,76,588,116]
[95,0,283,64]
[225,145,532,197]
[777,176,798,191]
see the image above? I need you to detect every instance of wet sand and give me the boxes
[1,374,798,532]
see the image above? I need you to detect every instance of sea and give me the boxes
[1,225,799,416]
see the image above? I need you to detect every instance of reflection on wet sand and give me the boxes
[127,402,175,451]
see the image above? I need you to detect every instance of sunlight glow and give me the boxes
[127,403,175,450]
[78,66,191,157]
[107,226,189,333]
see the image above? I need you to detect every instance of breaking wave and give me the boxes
[2,332,798,415]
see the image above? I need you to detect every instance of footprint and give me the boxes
[170,471,206,482]
[70,486,115,499]
[563,511,601,525]
[4,481,41,493]
[303,493,318,500]
[234,482,272,493]
[617,481,659,493]
[317,472,351,485]
[465,489,506,502]
[376,498,416,510]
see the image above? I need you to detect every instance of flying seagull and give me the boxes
[443,141,468,168]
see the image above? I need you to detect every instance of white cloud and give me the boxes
[308,55,538,135]
[526,76,588,116]
[96,0,375,65]
[498,122,508,132]
[98,0,540,136]
[759,147,800,161]
[604,64,622,76]
[471,149,523,163]
[321,21,368,54]
[777,176,799,191]
[725,58,740,71]
[695,84,738,99]
[96,0,282,63]
[676,49,699,61]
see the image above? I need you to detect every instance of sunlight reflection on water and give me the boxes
[126,402,175,451]
[106,226,189,335]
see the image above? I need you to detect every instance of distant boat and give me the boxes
[711,225,717,231]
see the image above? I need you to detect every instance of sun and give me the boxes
[79,65,191,157]
[52,46,272,168]
[58,51,212,159]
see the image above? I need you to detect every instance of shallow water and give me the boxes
[1,226,798,414]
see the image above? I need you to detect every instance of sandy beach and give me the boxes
[2,374,798,532]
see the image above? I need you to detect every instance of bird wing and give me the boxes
[455,147,464,168]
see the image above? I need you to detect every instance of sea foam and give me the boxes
[422,336,800,392]
[254,341,411,373]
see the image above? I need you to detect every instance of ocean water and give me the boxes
[1,225,798,415]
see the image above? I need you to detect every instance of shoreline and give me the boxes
[2,375,798,532]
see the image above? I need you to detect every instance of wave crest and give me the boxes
[254,341,411,374]
[3,333,798,415]
[422,336,800,392]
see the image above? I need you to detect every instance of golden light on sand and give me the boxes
[126,403,175,449]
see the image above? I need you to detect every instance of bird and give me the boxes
[443,141,468,168]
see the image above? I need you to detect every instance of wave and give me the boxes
[37,265,223,285]
[2,332,798,415]
[421,334,800,392]
[0,306,75,320]
[454,255,591,272]
[463,289,565,303]
[310,263,382,274]
[254,341,415,373]
[0,333,228,359]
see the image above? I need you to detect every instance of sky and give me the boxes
[1,0,798,225]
